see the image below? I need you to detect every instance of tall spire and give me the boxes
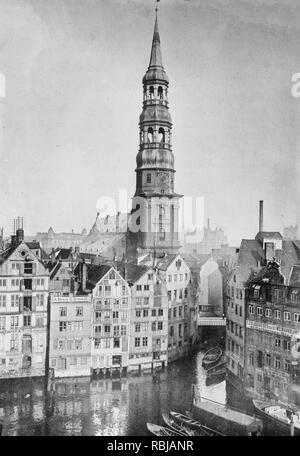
[149,13,163,68]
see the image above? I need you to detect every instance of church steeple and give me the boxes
[149,15,163,68]
[130,10,182,257]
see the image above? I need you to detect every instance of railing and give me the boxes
[140,142,171,150]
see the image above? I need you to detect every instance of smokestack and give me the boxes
[259,200,264,232]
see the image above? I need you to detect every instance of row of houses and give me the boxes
[226,201,300,408]
[0,226,226,379]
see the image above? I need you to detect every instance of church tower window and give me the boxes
[147,127,154,142]
[149,86,154,99]
[146,173,151,183]
[158,127,165,143]
[158,86,163,99]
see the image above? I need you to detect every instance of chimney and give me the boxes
[259,200,264,232]
[82,261,87,292]
[16,228,24,244]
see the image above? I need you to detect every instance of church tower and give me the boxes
[129,11,182,258]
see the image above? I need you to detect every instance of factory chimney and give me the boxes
[259,201,264,233]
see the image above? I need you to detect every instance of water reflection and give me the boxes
[0,351,232,436]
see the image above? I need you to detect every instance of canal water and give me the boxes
[0,350,244,436]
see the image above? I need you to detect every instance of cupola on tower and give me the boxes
[128,11,182,258]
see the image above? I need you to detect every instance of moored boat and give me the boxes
[253,399,300,436]
[162,412,195,436]
[192,399,263,436]
[206,355,227,376]
[202,346,223,369]
[170,410,225,436]
[205,370,226,386]
[146,422,183,437]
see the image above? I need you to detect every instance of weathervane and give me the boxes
[155,0,160,14]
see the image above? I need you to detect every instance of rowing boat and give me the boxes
[170,410,226,436]
[162,412,196,436]
[146,422,183,437]
[202,346,223,369]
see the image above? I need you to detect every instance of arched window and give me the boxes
[149,86,154,99]
[146,173,151,183]
[147,127,154,143]
[158,127,165,143]
[158,86,163,100]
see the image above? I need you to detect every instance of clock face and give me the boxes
[156,172,169,185]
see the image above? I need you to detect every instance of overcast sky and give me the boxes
[0,0,299,245]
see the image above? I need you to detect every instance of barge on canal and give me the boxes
[192,397,263,436]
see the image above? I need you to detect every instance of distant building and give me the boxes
[49,262,74,297]
[0,227,49,379]
[26,227,87,251]
[182,219,228,256]
[49,294,92,378]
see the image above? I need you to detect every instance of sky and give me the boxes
[0,0,299,246]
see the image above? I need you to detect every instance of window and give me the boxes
[152,322,156,331]
[284,359,291,372]
[173,290,177,300]
[60,307,67,317]
[24,262,33,274]
[144,297,149,306]
[167,291,171,301]
[157,322,163,331]
[143,310,148,318]
[146,173,151,184]
[10,316,18,329]
[112,311,119,320]
[0,295,6,307]
[136,310,141,318]
[113,338,120,348]
[275,310,281,319]
[275,357,281,369]
[248,353,254,366]
[95,325,101,334]
[121,325,126,336]
[0,279,6,287]
[265,308,271,318]
[135,324,141,333]
[23,296,32,312]
[76,307,83,317]
[283,340,291,351]
[257,307,263,316]
[168,275,172,282]
[152,309,156,317]
[249,305,254,315]
[142,323,148,331]
[75,339,82,350]
[144,285,149,291]
[284,312,291,321]
[275,337,281,348]
[142,337,148,346]
[136,285,142,291]
[105,285,111,295]
[170,326,174,337]
[294,313,300,323]
[135,337,140,347]
[59,321,67,332]
[265,353,271,366]
[158,309,163,316]
[104,325,111,334]
[24,315,31,327]
[136,298,142,307]
[239,307,242,317]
